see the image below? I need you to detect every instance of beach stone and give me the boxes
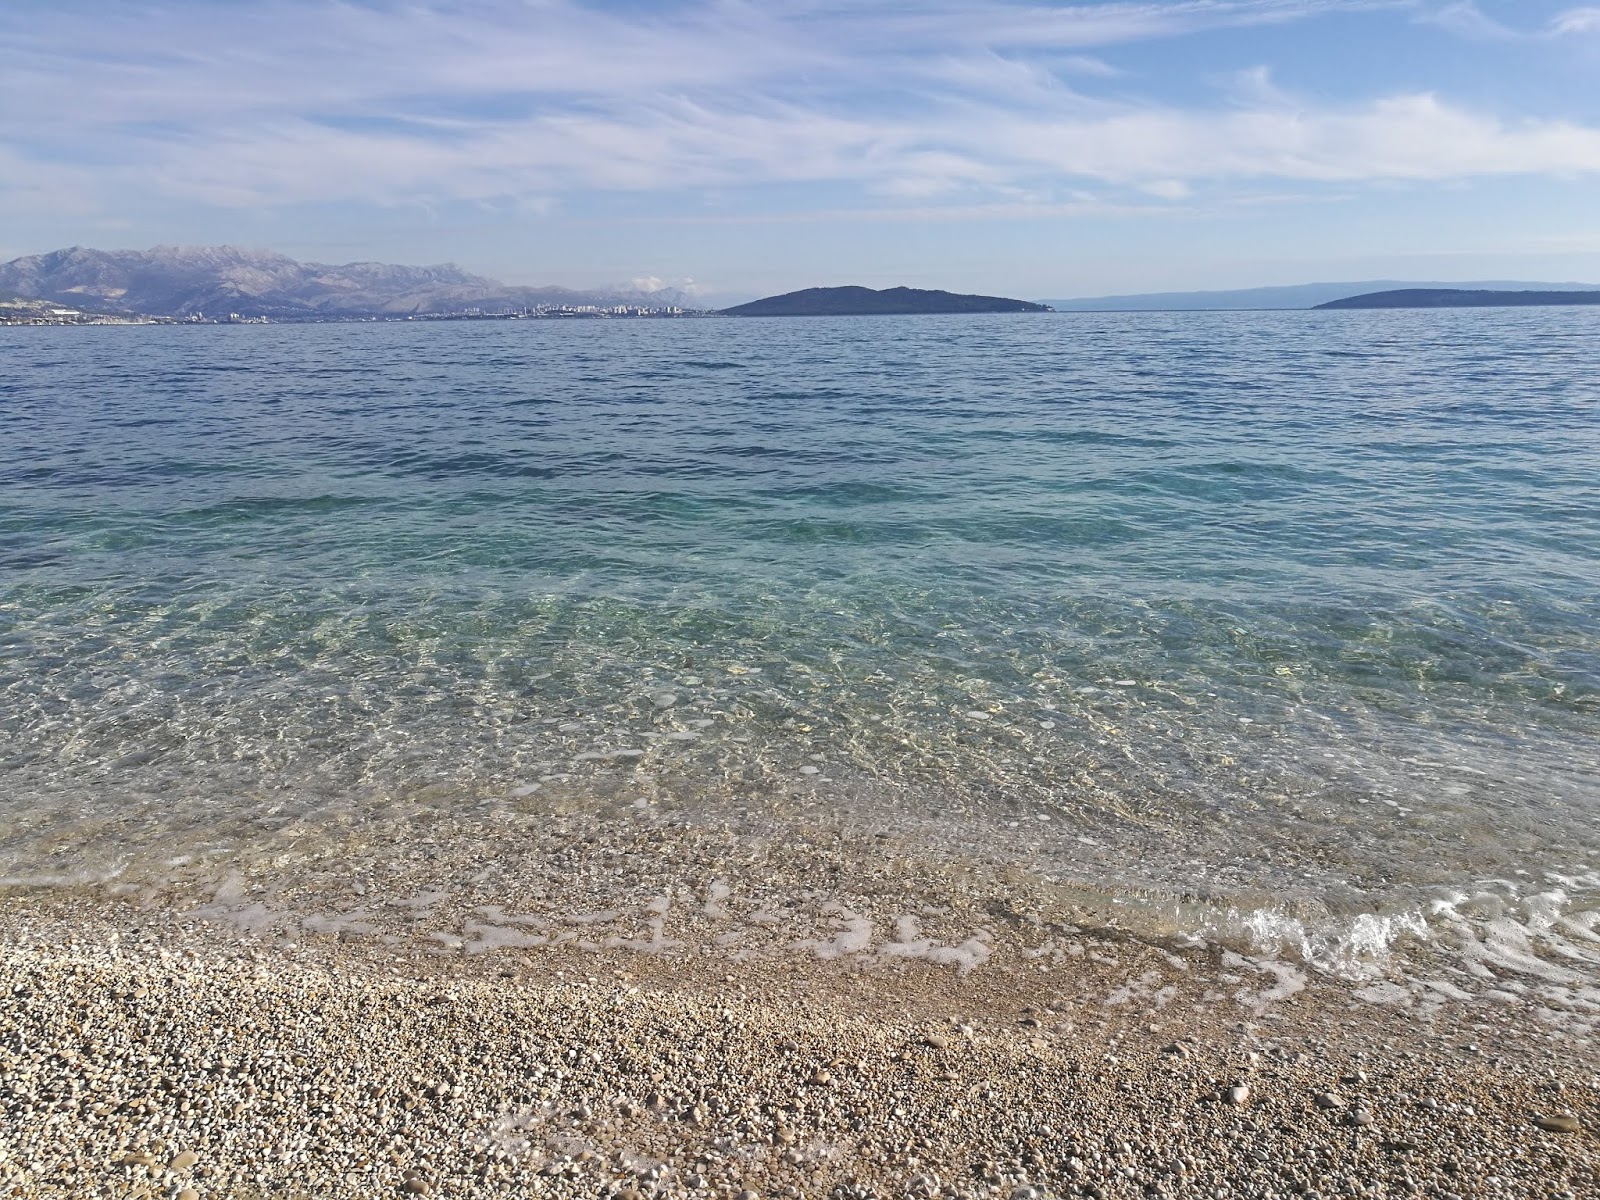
[1347,1108,1375,1127]
[1224,1085,1251,1107]
[1314,1092,1346,1110]
[167,1150,199,1172]
[1533,1114,1581,1133]
[651,691,678,709]
[177,1191,199,1200]
[402,1179,432,1196]
[798,765,820,775]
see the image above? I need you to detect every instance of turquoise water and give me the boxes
[2,311,1598,980]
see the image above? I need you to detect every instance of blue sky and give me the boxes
[4,0,1600,300]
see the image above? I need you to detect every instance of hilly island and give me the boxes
[721,286,1051,316]
[1316,288,1600,310]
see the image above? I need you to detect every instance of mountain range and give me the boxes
[0,245,699,319]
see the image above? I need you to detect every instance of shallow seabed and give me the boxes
[1,309,1597,1026]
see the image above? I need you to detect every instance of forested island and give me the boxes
[1317,288,1600,310]
[721,285,1052,316]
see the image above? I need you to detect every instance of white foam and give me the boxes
[878,915,992,973]
[599,912,679,953]
[1221,950,1306,1014]
[1103,969,1178,1008]
[1206,904,1428,976]
[1352,981,1412,1006]
[702,881,731,918]
[558,910,624,926]
[300,911,378,937]
[793,905,874,960]
[462,922,550,954]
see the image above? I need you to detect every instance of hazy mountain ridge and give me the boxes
[0,245,693,318]
[1044,280,1600,311]
[1316,289,1600,311]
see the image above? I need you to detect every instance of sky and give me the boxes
[4,0,1600,300]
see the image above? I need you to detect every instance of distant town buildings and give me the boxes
[407,303,696,320]
[0,298,168,326]
[0,297,705,326]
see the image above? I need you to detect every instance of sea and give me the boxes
[2,310,1597,1011]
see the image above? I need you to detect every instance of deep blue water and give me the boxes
[2,310,1598,969]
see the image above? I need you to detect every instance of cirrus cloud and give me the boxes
[3,0,1599,226]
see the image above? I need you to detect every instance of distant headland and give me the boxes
[1316,288,1600,311]
[721,286,1052,317]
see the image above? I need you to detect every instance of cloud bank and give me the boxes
[3,0,1599,225]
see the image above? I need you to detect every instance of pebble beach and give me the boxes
[2,895,1595,1200]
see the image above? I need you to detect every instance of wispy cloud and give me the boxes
[1553,7,1600,33]
[1422,3,1600,39]
[2,0,1597,228]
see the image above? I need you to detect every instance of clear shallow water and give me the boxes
[2,311,1598,987]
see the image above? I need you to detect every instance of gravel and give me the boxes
[2,903,1597,1200]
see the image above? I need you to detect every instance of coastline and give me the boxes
[2,897,1594,1200]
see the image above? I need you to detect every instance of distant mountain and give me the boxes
[1316,289,1600,311]
[0,245,693,319]
[722,286,1051,317]
[1043,280,1600,312]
